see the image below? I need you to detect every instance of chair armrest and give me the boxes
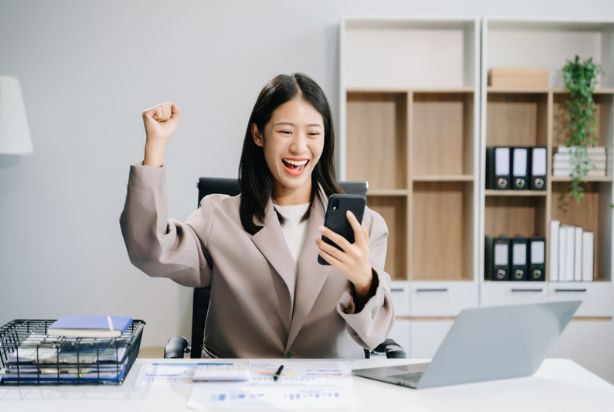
[363,338,407,359]
[164,336,191,358]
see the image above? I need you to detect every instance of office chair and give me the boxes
[164,178,406,359]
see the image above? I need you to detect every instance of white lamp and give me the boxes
[0,76,33,154]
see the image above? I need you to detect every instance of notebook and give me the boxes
[48,315,132,338]
[353,300,580,389]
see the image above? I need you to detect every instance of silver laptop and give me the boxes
[353,300,581,389]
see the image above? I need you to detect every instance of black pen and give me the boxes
[273,364,284,381]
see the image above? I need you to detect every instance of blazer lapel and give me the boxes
[251,198,297,315]
[286,192,332,351]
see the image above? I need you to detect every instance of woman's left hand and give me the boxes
[316,211,373,297]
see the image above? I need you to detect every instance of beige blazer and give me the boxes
[120,164,394,358]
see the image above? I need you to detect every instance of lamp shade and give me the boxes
[0,76,33,154]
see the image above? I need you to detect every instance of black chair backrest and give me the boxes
[190,177,367,358]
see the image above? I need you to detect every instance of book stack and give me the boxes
[552,146,607,177]
[47,315,132,338]
[549,220,594,282]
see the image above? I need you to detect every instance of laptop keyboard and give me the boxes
[389,371,423,385]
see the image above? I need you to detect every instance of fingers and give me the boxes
[317,238,347,263]
[316,239,344,270]
[316,243,344,268]
[142,101,179,123]
[319,226,352,251]
[171,102,182,118]
[346,211,367,245]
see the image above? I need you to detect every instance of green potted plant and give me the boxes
[561,55,603,202]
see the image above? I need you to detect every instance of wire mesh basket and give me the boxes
[0,319,145,385]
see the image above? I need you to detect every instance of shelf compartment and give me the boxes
[553,93,613,167]
[368,195,407,280]
[486,20,614,89]
[346,92,408,190]
[412,92,474,176]
[486,92,548,147]
[551,181,613,281]
[343,19,477,89]
[485,196,547,238]
[411,182,473,281]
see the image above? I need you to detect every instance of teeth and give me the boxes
[284,159,308,167]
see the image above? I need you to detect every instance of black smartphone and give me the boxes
[318,194,366,265]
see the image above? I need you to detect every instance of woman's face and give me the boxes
[252,96,325,204]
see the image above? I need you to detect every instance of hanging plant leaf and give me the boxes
[561,55,603,202]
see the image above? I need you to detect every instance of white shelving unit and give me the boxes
[340,17,614,383]
[339,17,481,359]
[480,18,614,383]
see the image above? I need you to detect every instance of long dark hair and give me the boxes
[238,73,340,235]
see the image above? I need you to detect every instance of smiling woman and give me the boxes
[119,73,395,358]
[251,100,324,205]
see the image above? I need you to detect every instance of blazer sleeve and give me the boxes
[335,209,395,349]
[119,164,213,287]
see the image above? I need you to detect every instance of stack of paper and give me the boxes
[553,146,607,177]
[549,220,594,282]
[1,333,131,383]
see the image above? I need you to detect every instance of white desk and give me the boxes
[1,358,613,411]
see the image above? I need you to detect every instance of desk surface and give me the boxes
[1,358,613,411]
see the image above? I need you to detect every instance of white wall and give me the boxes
[1,0,613,351]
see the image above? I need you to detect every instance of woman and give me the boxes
[120,73,394,358]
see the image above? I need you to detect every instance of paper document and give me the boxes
[135,360,355,409]
[187,380,354,410]
[188,361,354,410]
[134,362,218,388]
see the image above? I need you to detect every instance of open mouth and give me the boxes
[282,159,309,173]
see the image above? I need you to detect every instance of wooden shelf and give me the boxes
[551,176,612,182]
[413,175,473,182]
[345,86,411,93]
[488,87,549,94]
[412,88,474,94]
[487,88,614,95]
[346,87,474,94]
[552,88,614,95]
[485,190,547,197]
[368,189,409,196]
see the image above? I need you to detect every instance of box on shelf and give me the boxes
[488,68,549,89]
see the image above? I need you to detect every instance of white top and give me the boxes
[273,203,310,262]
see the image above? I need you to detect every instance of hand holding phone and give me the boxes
[317,194,366,265]
[316,194,374,295]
